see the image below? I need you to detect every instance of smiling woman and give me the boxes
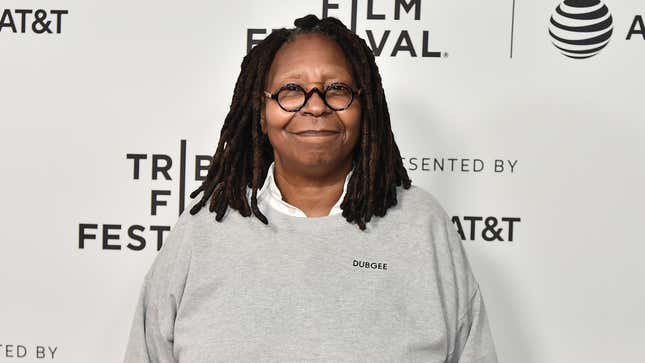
[123,14,498,363]
[259,32,362,217]
[187,14,414,227]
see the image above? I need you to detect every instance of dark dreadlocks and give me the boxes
[188,14,412,231]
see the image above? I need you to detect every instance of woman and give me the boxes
[124,14,498,363]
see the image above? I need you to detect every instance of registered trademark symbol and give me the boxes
[443,52,449,58]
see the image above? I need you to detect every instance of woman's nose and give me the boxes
[300,88,330,116]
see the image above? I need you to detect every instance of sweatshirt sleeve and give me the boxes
[123,271,175,363]
[450,285,499,363]
[123,208,193,363]
[425,190,499,363]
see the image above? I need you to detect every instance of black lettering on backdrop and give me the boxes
[367,0,386,20]
[35,345,57,359]
[0,8,68,34]
[367,29,439,57]
[326,0,421,22]
[401,157,516,173]
[451,216,521,242]
[494,159,517,173]
[150,225,171,251]
[0,344,27,358]
[246,27,283,55]
[152,154,172,180]
[626,15,645,40]
[394,0,421,20]
[127,225,146,251]
[322,0,340,19]
[35,346,45,359]
[0,9,17,32]
[78,223,172,251]
[126,153,147,179]
[103,224,121,250]
[323,0,358,32]
[195,155,212,181]
[78,224,98,249]
[422,31,441,57]
[80,142,192,252]
[251,0,441,57]
[32,9,52,33]
[0,344,55,359]
[247,28,266,53]
[392,30,416,56]
[460,216,482,240]
[151,190,171,215]
[14,9,31,33]
[366,30,390,56]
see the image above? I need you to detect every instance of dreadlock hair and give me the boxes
[188,14,412,231]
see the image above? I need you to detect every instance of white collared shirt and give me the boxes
[245,161,354,217]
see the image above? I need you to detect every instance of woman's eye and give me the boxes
[327,83,348,91]
[328,82,349,90]
[285,83,300,90]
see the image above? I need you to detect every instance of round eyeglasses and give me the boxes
[264,82,361,112]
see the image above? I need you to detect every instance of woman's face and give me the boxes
[261,33,361,172]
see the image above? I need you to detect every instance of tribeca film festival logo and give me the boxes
[248,0,445,58]
[0,8,68,34]
[547,0,645,59]
[78,140,201,252]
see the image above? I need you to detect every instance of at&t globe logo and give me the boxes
[548,0,613,59]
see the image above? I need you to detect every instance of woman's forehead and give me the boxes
[267,33,354,83]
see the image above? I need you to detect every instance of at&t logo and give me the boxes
[548,0,613,59]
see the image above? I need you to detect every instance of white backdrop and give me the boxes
[1,0,644,362]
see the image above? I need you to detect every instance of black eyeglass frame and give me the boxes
[263,82,362,112]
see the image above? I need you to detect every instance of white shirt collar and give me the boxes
[246,161,354,218]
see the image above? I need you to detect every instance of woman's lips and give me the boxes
[294,130,339,136]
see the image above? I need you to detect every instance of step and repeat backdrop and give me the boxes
[1,0,644,362]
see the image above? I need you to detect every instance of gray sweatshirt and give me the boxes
[123,185,498,362]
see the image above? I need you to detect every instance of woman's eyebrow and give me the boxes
[274,68,353,82]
